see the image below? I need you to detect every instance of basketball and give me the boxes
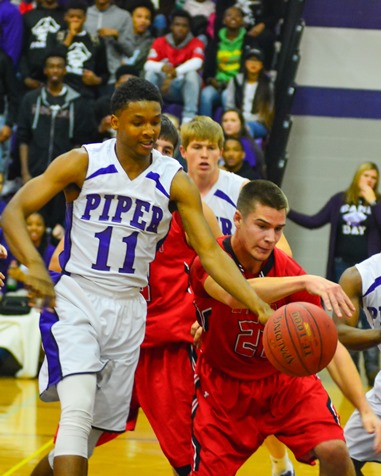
[263,302,338,377]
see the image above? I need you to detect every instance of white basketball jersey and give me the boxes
[355,253,381,352]
[62,139,181,293]
[203,170,248,235]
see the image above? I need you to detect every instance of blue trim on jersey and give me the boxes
[61,203,74,272]
[85,164,118,181]
[146,171,170,198]
[363,276,381,297]
[213,189,237,208]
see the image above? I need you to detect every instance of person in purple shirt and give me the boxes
[0,0,23,66]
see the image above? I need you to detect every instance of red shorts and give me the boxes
[192,357,344,476]
[98,343,195,470]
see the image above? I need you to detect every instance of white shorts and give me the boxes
[39,274,147,431]
[344,371,381,464]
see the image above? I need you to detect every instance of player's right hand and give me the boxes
[256,301,274,325]
[25,262,56,310]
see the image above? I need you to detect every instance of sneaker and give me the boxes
[277,471,295,476]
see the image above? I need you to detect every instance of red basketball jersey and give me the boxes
[141,211,197,347]
[190,236,321,380]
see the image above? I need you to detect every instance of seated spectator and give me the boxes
[122,0,155,76]
[220,137,258,180]
[17,51,97,237]
[0,48,19,183]
[95,64,139,140]
[4,212,56,292]
[180,0,215,43]
[46,0,109,99]
[224,47,274,139]
[85,0,134,92]
[144,8,204,124]
[215,0,284,70]
[19,0,66,92]
[199,6,255,118]
[221,108,266,178]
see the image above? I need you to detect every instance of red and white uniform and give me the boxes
[189,236,344,475]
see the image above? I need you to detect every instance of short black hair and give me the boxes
[237,180,289,217]
[160,114,179,149]
[65,0,87,13]
[127,0,155,18]
[110,77,163,115]
[43,49,67,67]
[170,8,191,25]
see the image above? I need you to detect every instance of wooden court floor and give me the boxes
[0,369,379,475]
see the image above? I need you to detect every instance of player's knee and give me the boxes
[315,439,351,466]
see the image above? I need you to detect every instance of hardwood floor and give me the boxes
[0,370,379,475]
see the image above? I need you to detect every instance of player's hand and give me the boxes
[360,409,381,454]
[24,262,56,310]
[304,275,355,318]
[0,245,7,259]
[256,302,274,325]
[191,320,203,348]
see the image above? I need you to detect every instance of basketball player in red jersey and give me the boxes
[190,180,381,476]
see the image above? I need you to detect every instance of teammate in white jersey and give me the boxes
[180,116,291,254]
[1,78,273,476]
[334,253,381,475]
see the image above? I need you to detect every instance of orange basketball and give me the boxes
[263,302,338,377]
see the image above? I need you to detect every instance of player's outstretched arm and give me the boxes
[333,267,381,350]
[170,171,273,323]
[1,149,88,308]
[327,341,381,453]
[201,274,354,318]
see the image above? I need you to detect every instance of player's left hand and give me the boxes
[360,409,381,454]
[0,245,7,259]
[304,275,355,318]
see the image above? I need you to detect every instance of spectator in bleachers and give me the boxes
[199,6,255,118]
[221,108,266,178]
[95,64,139,141]
[46,0,109,99]
[17,51,96,238]
[85,0,134,91]
[0,48,19,184]
[179,0,215,44]
[0,0,24,66]
[224,47,274,139]
[215,0,284,70]
[121,0,155,77]
[220,137,258,180]
[144,8,204,124]
[19,0,66,92]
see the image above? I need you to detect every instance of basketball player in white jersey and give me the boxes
[334,253,381,475]
[1,78,273,476]
[180,116,292,255]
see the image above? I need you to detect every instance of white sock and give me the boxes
[270,453,294,475]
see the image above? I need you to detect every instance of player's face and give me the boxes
[233,203,286,271]
[181,140,222,179]
[358,169,378,190]
[223,139,245,169]
[132,7,152,34]
[111,101,161,160]
[155,138,175,157]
